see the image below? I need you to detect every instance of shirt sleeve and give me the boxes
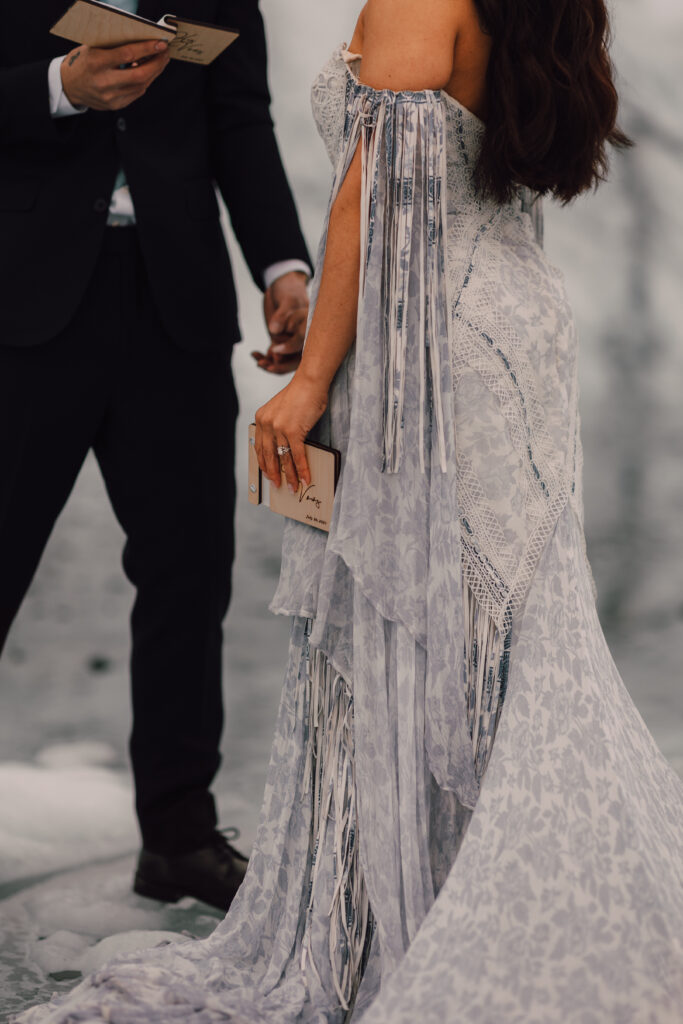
[207,0,310,290]
[262,259,311,290]
[48,55,87,118]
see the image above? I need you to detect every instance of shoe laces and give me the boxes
[219,826,240,843]
[212,826,247,864]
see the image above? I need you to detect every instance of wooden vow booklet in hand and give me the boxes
[51,0,239,65]
[248,425,341,534]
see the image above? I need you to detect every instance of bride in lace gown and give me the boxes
[17,0,683,1021]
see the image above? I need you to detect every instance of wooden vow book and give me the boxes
[51,1,239,66]
[248,425,341,534]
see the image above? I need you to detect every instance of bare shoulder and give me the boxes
[359,0,467,91]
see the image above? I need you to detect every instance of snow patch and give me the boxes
[35,742,120,770]
[0,753,136,885]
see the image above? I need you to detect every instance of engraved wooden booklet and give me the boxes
[248,425,341,534]
[51,0,239,66]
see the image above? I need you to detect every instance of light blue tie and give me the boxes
[110,0,140,198]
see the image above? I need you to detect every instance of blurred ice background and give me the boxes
[1,0,682,1015]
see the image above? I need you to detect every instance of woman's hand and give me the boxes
[254,372,329,491]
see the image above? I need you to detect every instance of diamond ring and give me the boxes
[277,445,291,457]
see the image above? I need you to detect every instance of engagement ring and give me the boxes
[277,445,291,457]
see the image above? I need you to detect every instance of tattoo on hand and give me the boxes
[68,51,82,67]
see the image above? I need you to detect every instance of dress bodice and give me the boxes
[311,46,487,203]
[311,46,487,168]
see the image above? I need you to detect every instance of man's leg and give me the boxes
[93,231,238,858]
[0,246,123,655]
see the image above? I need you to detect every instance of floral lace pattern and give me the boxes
[360,506,683,1024]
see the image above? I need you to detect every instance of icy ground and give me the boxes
[1,0,683,1019]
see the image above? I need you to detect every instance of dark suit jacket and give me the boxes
[0,0,310,348]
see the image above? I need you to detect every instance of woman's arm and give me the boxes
[254,0,460,491]
[361,0,457,91]
[254,146,362,491]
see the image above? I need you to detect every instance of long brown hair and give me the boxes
[472,0,631,203]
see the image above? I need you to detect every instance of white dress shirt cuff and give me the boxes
[262,259,311,291]
[48,56,87,118]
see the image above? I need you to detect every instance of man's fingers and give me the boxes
[270,337,301,356]
[271,288,308,313]
[251,350,301,375]
[255,415,281,487]
[268,299,304,329]
[285,308,308,331]
[268,316,307,352]
[95,54,168,106]
[265,356,303,375]
[268,295,307,334]
[61,39,169,112]
[273,308,307,345]
[111,56,168,87]
[107,39,169,68]
[271,322,306,356]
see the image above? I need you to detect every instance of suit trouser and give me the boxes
[0,227,238,854]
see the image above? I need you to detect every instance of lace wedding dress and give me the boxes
[16,46,683,1024]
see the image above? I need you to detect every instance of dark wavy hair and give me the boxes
[472,0,632,203]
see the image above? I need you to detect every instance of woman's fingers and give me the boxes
[289,438,311,488]
[255,411,282,487]
[263,433,282,487]
[275,436,299,492]
[255,412,307,491]
[254,418,267,479]
[266,355,303,375]
[250,349,302,374]
[255,374,329,493]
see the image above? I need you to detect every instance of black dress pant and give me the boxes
[0,228,238,854]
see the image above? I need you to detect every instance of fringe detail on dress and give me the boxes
[301,640,373,1016]
[297,589,508,1009]
[519,186,544,248]
[463,583,511,781]
[357,90,449,476]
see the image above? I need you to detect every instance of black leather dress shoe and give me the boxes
[133,830,248,913]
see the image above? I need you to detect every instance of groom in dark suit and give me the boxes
[0,1,311,910]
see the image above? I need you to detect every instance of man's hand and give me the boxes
[61,40,171,111]
[252,271,309,374]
